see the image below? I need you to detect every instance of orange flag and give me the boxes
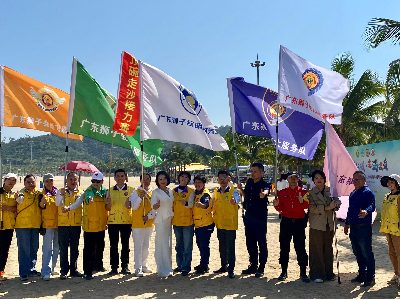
[0,66,81,140]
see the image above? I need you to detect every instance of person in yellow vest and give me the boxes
[0,173,17,281]
[15,174,42,281]
[39,173,59,281]
[380,174,400,287]
[127,173,154,277]
[192,175,214,275]
[213,170,240,279]
[172,171,195,276]
[64,171,109,280]
[56,171,84,280]
[106,168,133,275]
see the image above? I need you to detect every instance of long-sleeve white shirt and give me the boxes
[129,187,156,219]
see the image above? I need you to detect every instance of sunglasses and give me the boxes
[91,179,102,183]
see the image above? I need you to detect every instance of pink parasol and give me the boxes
[59,161,100,174]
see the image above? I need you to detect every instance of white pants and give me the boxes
[154,217,172,276]
[132,227,153,270]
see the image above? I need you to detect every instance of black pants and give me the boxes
[217,229,236,272]
[195,223,214,268]
[58,226,81,275]
[244,216,268,269]
[108,224,132,270]
[0,229,13,272]
[83,231,105,276]
[279,217,308,269]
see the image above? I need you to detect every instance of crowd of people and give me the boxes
[0,164,399,289]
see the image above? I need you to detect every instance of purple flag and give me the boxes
[227,77,324,160]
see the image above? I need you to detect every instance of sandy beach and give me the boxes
[0,176,398,299]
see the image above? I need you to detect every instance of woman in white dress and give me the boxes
[151,171,174,277]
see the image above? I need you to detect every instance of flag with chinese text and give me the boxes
[68,58,163,167]
[227,77,323,160]
[113,51,140,136]
[278,45,350,124]
[0,66,81,140]
[140,61,228,151]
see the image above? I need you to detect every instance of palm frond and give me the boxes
[331,52,354,81]
[364,18,400,48]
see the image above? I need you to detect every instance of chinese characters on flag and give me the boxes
[113,51,140,136]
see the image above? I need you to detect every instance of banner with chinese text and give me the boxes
[68,58,163,167]
[0,66,81,140]
[113,51,140,136]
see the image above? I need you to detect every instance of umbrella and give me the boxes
[59,161,100,174]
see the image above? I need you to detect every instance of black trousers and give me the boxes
[217,229,236,272]
[279,217,308,269]
[0,229,13,272]
[108,224,132,270]
[58,226,81,275]
[244,216,268,269]
[83,231,105,276]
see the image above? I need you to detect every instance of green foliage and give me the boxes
[364,18,400,48]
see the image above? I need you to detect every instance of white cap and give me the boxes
[92,172,104,181]
[3,173,17,180]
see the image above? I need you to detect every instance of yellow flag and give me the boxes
[1,66,81,140]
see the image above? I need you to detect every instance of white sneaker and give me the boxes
[51,271,59,276]
[314,278,323,283]
[134,269,144,277]
[142,266,152,273]
[42,274,50,281]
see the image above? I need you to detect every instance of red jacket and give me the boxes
[275,186,308,219]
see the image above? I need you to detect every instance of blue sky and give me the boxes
[1,0,399,139]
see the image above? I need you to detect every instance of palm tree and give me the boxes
[364,18,400,48]
[331,53,386,146]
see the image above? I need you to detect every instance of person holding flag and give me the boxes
[63,172,109,280]
[273,172,310,283]
[127,173,154,277]
[172,171,195,276]
[0,173,18,281]
[39,173,59,281]
[105,169,133,275]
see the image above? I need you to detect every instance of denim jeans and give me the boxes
[195,223,214,268]
[16,228,39,278]
[349,224,375,281]
[41,228,59,277]
[173,225,194,272]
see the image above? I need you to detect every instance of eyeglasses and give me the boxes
[91,180,102,183]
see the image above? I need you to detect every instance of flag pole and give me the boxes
[140,142,145,220]
[232,132,243,217]
[333,210,341,284]
[64,132,69,189]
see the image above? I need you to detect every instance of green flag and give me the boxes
[68,58,163,167]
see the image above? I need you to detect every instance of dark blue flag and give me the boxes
[227,77,323,160]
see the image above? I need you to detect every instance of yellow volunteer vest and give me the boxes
[15,189,42,229]
[108,185,134,224]
[380,193,400,236]
[83,193,108,232]
[172,186,194,226]
[0,190,17,230]
[41,190,58,228]
[213,187,239,230]
[58,189,83,227]
[132,189,154,228]
[193,188,213,228]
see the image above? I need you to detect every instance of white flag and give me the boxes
[278,45,349,125]
[140,62,229,151]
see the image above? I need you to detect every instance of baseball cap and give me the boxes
[92,172,104,181]
[381,174,400,187]
[43,173,54,181]
[3,173,17,180]
[287,172,299,179]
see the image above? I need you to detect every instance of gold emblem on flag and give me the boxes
[29,86,65,112]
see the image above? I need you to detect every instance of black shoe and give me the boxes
[255,271,264,278]
[351,274,364,283]
[108,269,118,275]
[301,274,310,283]
[361,279,375,287]
[70,271,83,277]
[194,265,201,271]
[196,266,209,274]
[278,272,288,281]
[173,267,182,273]
[214,267,228,274]
[228,272,236,279]
[181,271,189,276]
[121,268,131,275]
[29,270,41,277]
[326,274,336,281]
[84,274,93,280]
[94,267,106,273]
[241,265,258,275]
[60,274,67,280]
